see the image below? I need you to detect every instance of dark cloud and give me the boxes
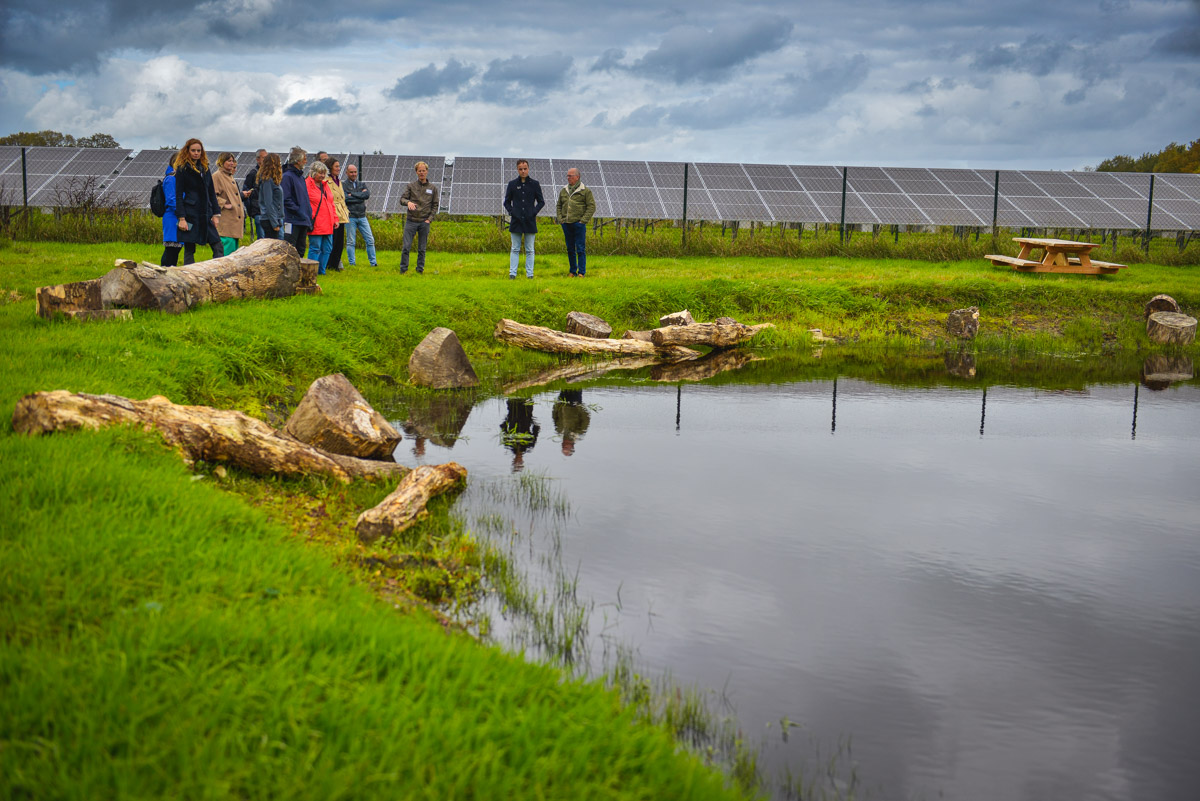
[467,52,573,103]
[1155,26,1200,55]
[590,48,627,73]
[630,15,794,83]
[779,53,869,114]
[971,34,1064,77]
[286,97,344,116]
[620,105,668,127]
[387,60,476,100]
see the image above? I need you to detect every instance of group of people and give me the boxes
[159,141,379,273]
[159,142,598,279]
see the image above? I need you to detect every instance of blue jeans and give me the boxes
[400,220,429,273]
[509,232,535,277]
[345,216,376,265]
[562,222,586,275]
[307,234,333,274]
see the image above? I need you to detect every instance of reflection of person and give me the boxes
[500,398,540,472]
[504,159,545,279]
[212,151,246,256]
[399,161,439,275]
[552,389,591,456]
[172,138,224,265]
[556,167,595,277]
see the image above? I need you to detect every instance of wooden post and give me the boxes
[1144,174,1155,255]
[839,166,848,244]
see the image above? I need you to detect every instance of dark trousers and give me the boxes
[259,219,280,240]
[329,224,345,270]
[284,224,309,258]
[161,242,181,267]
[562,222,586,275]
[182,222,224,265]
[400,220,429,273]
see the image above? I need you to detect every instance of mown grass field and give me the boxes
[1,237,1197,799]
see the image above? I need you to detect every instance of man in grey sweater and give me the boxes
[399,161,440,274]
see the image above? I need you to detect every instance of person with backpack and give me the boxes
[159,165,182,266]
[172,138,224,264]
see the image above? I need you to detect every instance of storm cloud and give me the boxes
[285,97,345,116]
[387,60,477,100]
[630,15,795,83]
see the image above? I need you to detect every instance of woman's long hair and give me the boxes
[258,153,282,184]
[172,138,209,171]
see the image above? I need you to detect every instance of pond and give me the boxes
[377,350,1200,801]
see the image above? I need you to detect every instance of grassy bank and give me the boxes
[2,241,1197,799]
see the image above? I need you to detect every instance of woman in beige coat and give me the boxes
[325,157,350,271]
[212,152,247,255]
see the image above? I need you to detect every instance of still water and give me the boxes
[381,354,1200,801]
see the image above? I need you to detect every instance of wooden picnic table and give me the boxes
[986,237,1127,275]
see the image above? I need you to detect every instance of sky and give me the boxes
[1,0,1197,171]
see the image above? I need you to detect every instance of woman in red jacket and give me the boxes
[305,161,339,274]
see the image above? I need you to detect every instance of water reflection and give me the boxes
[401,391,476,456]
[552,389,590,456]
[500,398,540,471]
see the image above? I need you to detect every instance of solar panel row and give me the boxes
[1,147,1197,229]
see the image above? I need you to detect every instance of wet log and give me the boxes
[1146,312,1197,345]
[356,462,468,544]
[12,390,408,483]
[650,349,758,382]
[495,318,700,361]
[285,373,401,460]
[649,321,774,349]
[565,311,612,339]
[36,278,103,319]
[502,356,660,393]
[100,238,300,314]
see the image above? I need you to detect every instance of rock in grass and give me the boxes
[947,307,979,339]
[285,373,401,460]
[408,327,479,389]
[565,311,612,339]
[659,310,695,327]
[1144,294,1181,320]
[1146,312,1197,345]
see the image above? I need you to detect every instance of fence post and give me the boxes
[21,147,29,210]
[991,169,999,243]
[1144,174,1155,255]
[681,163,689,247]
[839,166,847,245]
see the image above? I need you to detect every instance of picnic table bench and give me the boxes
[986,237,1127,275]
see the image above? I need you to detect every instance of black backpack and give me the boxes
[150,179,167,217]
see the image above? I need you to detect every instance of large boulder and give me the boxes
[947,306,979,340]
[408,327,479,388]
[285,373,401,460]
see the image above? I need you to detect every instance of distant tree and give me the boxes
[0,130,121,148]
[1094,138,1199,173]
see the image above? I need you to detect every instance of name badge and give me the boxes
[426,189,433,194]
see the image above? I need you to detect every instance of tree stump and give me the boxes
[12,390,408,483]
[408,327,479,389]
[284,373,401,460]
[100,238,300,314]
[299,258,319,287]
[356,462,468,544]
[565,311,612,339]
[1144,294,1181,320]
[947,306,979,339]
[659,310,695,327]
[36,278,102,319]
[649,321,773,349]
[1146,312,1197,345]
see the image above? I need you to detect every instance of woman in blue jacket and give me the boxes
[160,165,181,266]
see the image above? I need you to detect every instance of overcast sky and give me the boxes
[1,0,1197,171]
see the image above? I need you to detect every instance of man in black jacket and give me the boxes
[242,148,266,240]
[503,159,545,279]
[342,163,376,267]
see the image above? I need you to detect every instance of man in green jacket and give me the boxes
[556,167,595,277]
[399,161,440,274]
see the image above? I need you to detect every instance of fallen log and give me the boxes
[621,330,654,342]
[101,238,300,314]
[356,462,468,544]
[650,349,759,382]
[495,318,700,361]
[12,390,408,483]
[502,356,660,393]
[649,321,774,349]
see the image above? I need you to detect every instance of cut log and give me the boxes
[565,311,612,339]
[621,330,654,342]
[36,279,102,319]
[649,321,774,349]
[299,258,319,287]
[495,319,700,361]
[100,238,300,314]
[408,328,478,389]
[285,373,401,460]
[502,356,659,393]
[1146,312,1197,345]
[1144,294,1181,320]
[356,462,468,545]
[947,306,979,340]
[12,390,408,483]
[650,349,758,382]
[659,310,695,327]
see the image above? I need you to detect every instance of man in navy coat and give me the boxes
[503,159,545,279]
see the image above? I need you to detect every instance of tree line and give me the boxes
[1092,138,1200,174]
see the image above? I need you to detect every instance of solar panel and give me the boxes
[0,146,81,175]
[647,161,689,189]
[1023,170,1093,198]
[759,190,826,222]
[1000,171,1049,196]
[1067,171,1145,199]
[907,194,985,225]
[1006,195,1085,226]
[791,165,844,193]
[1153,199,1200,228]
[56,148,131,176]
[856,193,927,225]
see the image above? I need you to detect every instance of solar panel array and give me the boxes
[1,146,1198,230]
